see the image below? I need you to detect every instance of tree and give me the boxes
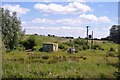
[0,8,22,50]
[109,25,120,44]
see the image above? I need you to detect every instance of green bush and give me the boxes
[32,46,41,51]
[58,44,65,49]
[75,49,79,53]
[20,35,36,49]
[99,73,107,79]
[91,44,103,50]
[109,47,115,52]
[82,46,87,50]
[82,45,89,50]
[39,47,43,52]
[73,39,87,46]
[17,45,25,51]
[41,55,49,60]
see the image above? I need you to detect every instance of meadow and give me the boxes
[2,35,119,78]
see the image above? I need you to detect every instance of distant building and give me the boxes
[42,43,58,52]
[67,48,75,53]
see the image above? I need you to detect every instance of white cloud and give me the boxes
[79,14,111,23]
[61,27,71,29]
[22,21,26,24]
[34,2,92,14]
[2,4,30,15]
[57,18,82,25]
[23,26,85,30]
[68,0,119,2]
[79,14,98,22]
[98,16,111,23]
[67,0,86,2]
[32,18,55,24]
[21,21,27,26]
[32,14,111,26]
[23,26,86,38]
[32,18,82,26]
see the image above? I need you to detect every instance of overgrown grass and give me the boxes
[2,49,118,78]
[2,36,119,78]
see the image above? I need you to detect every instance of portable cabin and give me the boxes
[42,43,58,52]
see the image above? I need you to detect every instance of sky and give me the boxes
[1,0,119,38]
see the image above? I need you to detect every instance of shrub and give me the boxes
[41,55,49,60]
[39,47,43,52]
[82,46,87,50]
[32,46,41,51]
[91,44,102,50]
[102,41,106,44]
[109,47,115,52]
[58,44,65,49]
[100,48,104,51]
[20,35,36,49]
[83,57,87,60]
[107,52,115,57]
[73,39,87,46]
[99,73,107,79]
[17,44,25,51]
[75,49,79,53]
[82,45,89,50]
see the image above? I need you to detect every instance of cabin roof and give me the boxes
[43,43,58,45]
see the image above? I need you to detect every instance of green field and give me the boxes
[2,35,119,78]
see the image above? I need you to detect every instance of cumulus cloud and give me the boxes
[79,14,98,22]
[32,18,82,26]
[79,14,111,23]
[34,2,92,14]
[98,16,111,23]
[2,4,30,15]
[32,14,111,26]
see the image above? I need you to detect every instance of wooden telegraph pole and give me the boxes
[91,31,94,49]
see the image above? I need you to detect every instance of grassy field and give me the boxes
[22,35,69,45]
[2,35,119,78]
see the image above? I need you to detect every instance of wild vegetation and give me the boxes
[0,8,119,79]
[2,35,119,78]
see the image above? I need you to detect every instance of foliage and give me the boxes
[73,39,90,50]
[109,47,115,52]
[0,8,22,50]
[41,55,49,60]
[73,38,87,46]
[91,44,103,50]
[58,43,65,49]
[60,38,89,51]
[109,25,120,44]
[2,49,118,78]
[20,35,36,49]
[32,46,41,51]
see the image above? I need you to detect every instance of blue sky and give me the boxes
[2,1,118,38]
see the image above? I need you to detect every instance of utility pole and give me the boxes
[86,26,89,46]
[91,31,94,49]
